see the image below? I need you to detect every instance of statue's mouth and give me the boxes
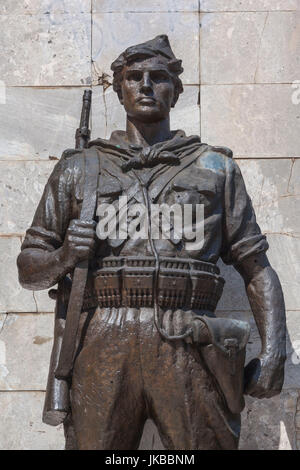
[137,97,156,105]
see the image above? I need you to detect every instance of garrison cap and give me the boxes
[111,34,183,75]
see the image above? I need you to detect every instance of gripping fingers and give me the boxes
[67,227,96,239]
[69,219,97,230]
[68,236,96,248]
[67,219,97,241]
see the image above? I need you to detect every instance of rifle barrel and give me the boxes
[76,89,92,150]
[80,90,92,128]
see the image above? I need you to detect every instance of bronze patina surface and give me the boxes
[17,35,286,450]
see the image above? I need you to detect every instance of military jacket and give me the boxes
[22,130,268,270]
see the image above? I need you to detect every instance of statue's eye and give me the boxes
[150,71,169,82]
[126,71,143,81]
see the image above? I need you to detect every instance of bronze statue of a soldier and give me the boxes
[17,35,286,450]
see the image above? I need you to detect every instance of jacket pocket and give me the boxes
[171,176,217,206]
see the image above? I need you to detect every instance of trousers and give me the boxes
[70,307,241,450]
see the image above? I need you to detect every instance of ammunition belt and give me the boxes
[92,256,225,312]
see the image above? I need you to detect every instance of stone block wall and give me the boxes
[0,0,299,450]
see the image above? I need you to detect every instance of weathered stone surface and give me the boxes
[0,235,56,313]
[171,86,200,136]
[0,87,91,160]
[285,311,300,389]
[0,313,6,330]
[0,14,91,86]
[0,391,64,450]
[200,0,300,11]
[217,233,300,312]
[0,161,56,234]
[201,84,300,157]
[239,390,298,450]
[139,420,164,450]
[34,290,55,314]
[0,236,55,313]
[217,158,300,311]
[238,158,300,235]
[200,12,267,84]
[92,85,200,139]
[0,313,53,390]
[286,158,300,196]
[91,86,127,139]
[0,237,36,313]
[266,233,300,312]
[255,12,300,84]
[92,12,199,85]
[93,0,198,12]
[0,1,91,15]
[201,11,300,84]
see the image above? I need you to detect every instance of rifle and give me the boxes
[42,90,92,426]
[75,90,92,149]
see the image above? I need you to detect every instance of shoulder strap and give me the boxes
[55,148,100,380]
[80,147,100,220]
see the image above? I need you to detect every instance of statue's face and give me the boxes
[120,55,176,123]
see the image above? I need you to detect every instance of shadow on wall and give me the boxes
[139,261,299,450]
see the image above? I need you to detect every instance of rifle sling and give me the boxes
[55,148,100,380]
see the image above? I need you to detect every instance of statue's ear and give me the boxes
[171,92,179,108]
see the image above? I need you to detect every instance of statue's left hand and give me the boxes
[244,351,285,399]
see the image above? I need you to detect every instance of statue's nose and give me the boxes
[140,73,152,93]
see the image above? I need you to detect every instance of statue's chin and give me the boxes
[125,103,169,124]
[128,111,168,124]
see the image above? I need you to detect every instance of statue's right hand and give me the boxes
[61,219,96,267]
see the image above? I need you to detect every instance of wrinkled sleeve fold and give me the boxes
[221,157,268,265]
[21,158,74,253]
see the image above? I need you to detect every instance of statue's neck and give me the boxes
[126,116,172,147]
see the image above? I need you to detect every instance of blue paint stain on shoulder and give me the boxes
[198,151,226,172]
